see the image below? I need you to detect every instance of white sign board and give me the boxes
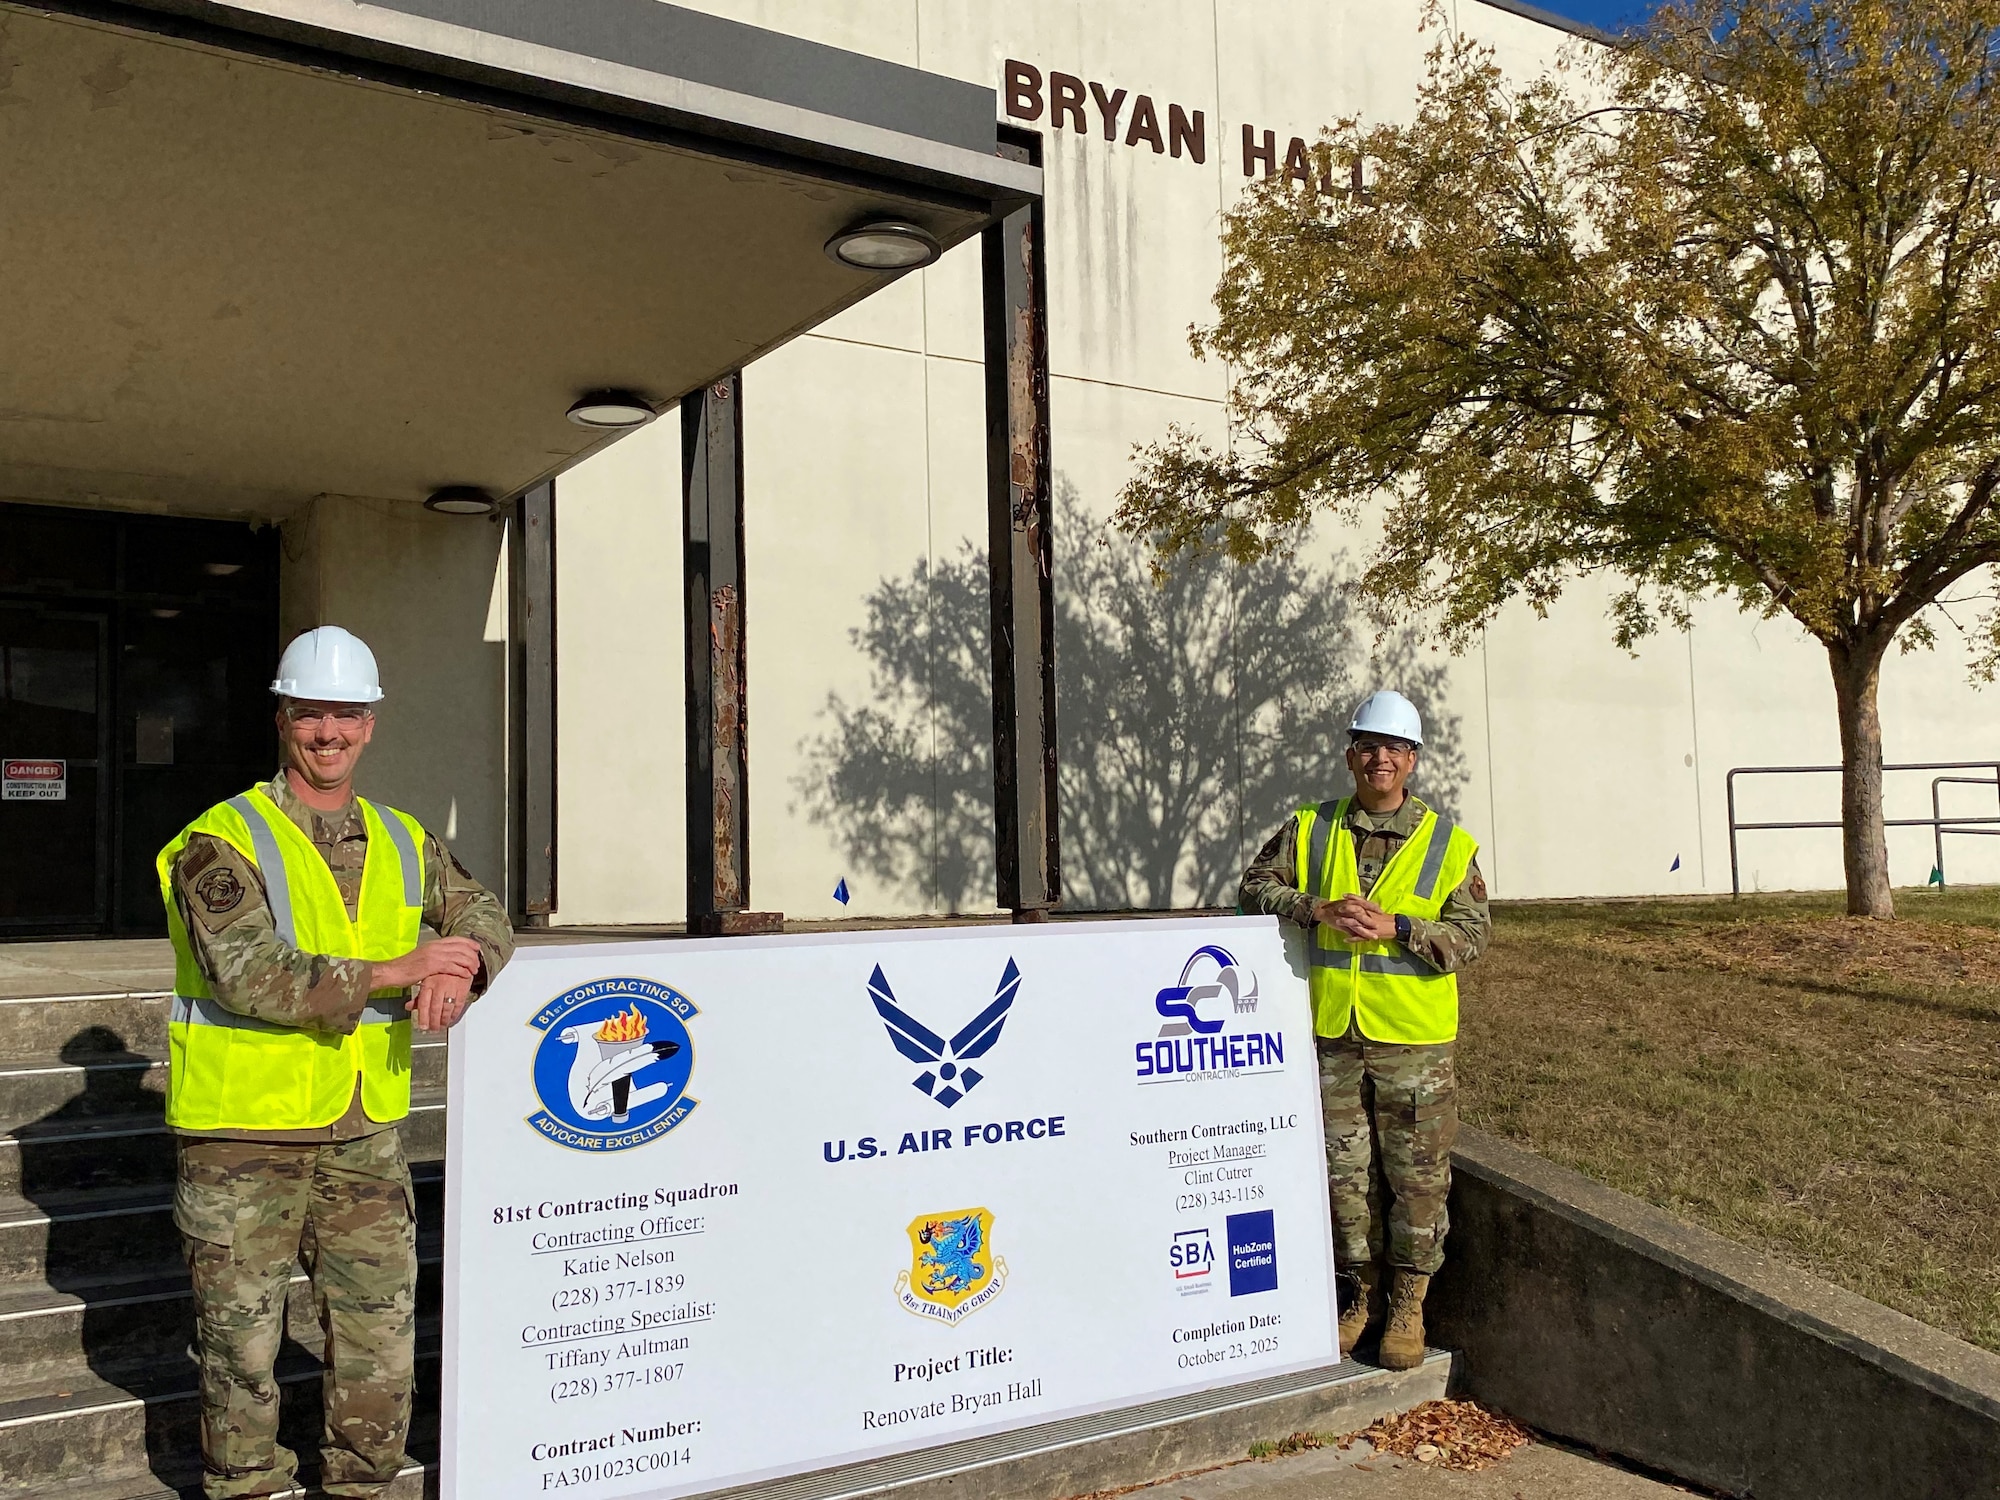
[1,759,65,801]
[442,916,1336,1500]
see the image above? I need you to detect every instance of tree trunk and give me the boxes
[1829,639,1894,918]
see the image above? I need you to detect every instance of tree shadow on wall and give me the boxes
[796,481,1468,913]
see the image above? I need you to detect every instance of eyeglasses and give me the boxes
[285,706,372,730]
[1351,737,1415,758]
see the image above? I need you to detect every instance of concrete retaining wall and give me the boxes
[1430,1127,2000,1500]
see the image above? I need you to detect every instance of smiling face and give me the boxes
[276,698,375,801]
[1346,734,1417,811]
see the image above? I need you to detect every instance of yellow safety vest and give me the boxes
[155,787,426,1131]
[1296,797,1479,1044]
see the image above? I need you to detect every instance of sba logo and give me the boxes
[1170,1226,1214,1290]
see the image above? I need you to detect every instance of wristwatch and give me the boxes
[1393,914,1412,945]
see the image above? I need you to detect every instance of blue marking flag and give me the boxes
[833,877,850,905]
[1670,855,1681,872]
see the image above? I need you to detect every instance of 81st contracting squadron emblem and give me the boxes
[527,976,698,1152]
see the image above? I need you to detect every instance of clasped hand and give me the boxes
[1315,895,1397,942]
[371,937,482,1032]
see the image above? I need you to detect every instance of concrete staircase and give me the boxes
[0,944,1452,1500]
[0,985,442,1499]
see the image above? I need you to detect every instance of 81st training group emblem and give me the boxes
[895,1207,1007,1324]
[527,976,699,1151]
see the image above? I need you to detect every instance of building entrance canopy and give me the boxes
[0,0,1058,937]
[0,0,1039,517]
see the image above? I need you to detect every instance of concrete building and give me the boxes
[544,0,2000,928]
[8,0,2000,942]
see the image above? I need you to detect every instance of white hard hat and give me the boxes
[1349,690,1422,746]
[270,626,384,704]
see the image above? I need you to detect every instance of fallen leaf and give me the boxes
[1341,1400,1532,1471]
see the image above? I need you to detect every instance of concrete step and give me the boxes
[0,1237,444,1386]
[0,1041,447,1132]
[0,1163,444,1283]
[0,1457,433,1500]
[0,1354,1448,1500]
[0,993,172,1059]
[0,942,175,1007]
[0,1093,447,1196]
[0,1336,440,1497]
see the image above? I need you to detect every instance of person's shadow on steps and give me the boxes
[19,1026,307,1493]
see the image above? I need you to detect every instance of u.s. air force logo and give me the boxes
[527,978,697,1152]
[869,959,1021,1108]
[895,1208,1007,1324]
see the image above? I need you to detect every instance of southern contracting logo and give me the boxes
[1136,946,1284,1080]
[869,960,1022,1108]
[527,977,697,1152]
[896,1207,1008,1325]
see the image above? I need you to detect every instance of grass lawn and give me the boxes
[1457,888,2000,1353]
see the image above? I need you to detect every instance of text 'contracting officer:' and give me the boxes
[1238,689,1489,1371]
[158,626,514,1499]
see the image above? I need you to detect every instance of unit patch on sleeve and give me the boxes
[179,839,219,880]
[195,867,246,915]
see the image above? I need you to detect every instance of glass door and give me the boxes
[0,606,111,931]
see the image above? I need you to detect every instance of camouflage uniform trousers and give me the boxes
[174,1128,417,1500]
[1316,1029,1457,1278]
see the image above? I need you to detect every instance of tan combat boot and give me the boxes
[1377,1270,1431,1370]
[1337,1262,1384,1358]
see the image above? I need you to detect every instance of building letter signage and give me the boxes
[1002,59,1376,195]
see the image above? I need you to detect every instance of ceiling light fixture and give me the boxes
[424,486,497,516]
[566,390,657,429]
[825,219,941,271]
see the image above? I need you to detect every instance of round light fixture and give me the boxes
[825,220,942,271]
[566,390,657,429]
[424,486,497,516]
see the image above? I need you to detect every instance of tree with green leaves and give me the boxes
[1116,0,2000,916]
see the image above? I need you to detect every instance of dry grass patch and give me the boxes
[1459,888,2000,1352]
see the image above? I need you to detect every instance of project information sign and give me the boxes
[442,917,1337,1499]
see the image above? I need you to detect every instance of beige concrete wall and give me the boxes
[546,0,2000,914]
[278,494,510,890]
[550,416,686,926]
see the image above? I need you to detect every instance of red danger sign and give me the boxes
[2,760,66,801]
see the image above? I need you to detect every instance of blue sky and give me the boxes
[1516,0,1660,33]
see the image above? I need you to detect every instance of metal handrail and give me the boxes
[1931,775,2000,887]
[1725,761,2000,895]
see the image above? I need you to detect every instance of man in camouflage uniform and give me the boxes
[164,627,513,1498]
[1239,690,1488,1369]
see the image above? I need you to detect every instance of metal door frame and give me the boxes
[0,602,113,933]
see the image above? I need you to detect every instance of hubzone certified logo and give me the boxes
[527,977,698,1151]
[869,959,1022,1107]
[1137,946,1284,1079]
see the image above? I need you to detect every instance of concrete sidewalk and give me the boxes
[1120,1437,1699,1499]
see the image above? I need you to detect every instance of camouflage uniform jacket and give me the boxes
[168,772,515,1142]
[1237,795,1491,973]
